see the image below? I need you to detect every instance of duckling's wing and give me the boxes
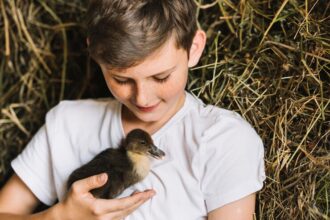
[67,148,133,198]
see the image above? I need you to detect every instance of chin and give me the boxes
[134,112,161,123]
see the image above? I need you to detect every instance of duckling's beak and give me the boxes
[148,144,165,160]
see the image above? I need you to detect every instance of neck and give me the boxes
[127,151,150,179]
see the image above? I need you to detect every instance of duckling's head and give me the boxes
[124,129,165,160]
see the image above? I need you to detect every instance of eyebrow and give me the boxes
[112,65,177,79]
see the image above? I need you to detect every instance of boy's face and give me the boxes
[99,32,205,125]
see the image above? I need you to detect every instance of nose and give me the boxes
[134,81,151,107]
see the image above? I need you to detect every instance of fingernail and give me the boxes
[148,191,156,197]
[98,173,107,182]
[133,190,141,195]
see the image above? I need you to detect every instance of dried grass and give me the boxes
[0,0,329,219]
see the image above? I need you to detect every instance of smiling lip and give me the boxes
[136,103,160,112]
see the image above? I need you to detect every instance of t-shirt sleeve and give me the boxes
[200,116,266,212]
[11,124,57,206]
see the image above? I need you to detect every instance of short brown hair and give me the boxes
[86,0,198,69]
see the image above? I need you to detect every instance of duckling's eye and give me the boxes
[140,140,146,145]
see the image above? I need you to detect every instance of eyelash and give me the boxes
[114,75,170,85]
[114,79,130,85]
[154,75,170,83]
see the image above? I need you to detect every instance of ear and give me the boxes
[188,30,207,68]
[86,37,90,46]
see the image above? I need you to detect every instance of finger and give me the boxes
[94,189,155,214]
[71,173,108,195]
[131,190,141,195]
[103,192,154,219]
[117,194,151,216]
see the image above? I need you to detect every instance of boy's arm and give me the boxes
[0,173,155,220]
[207,193,256,220]
[0,174,40,214]
[0,174,59,219]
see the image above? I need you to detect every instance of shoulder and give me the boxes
[202,107,263,157]
[48,98,116,116]
[46,98,117,124]
[185,94,263,158]
[186,94,261,143]
[202,107,261,145]
[44,98,120,141]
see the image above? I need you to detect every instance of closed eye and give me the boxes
[153,74,170,83]
[113,77,131,85]
[113,73,171,85]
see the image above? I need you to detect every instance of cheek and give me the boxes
[101,70,132,101]
[106,79,131,101]
[158,73,187,99]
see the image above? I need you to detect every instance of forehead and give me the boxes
[102,36,187,77]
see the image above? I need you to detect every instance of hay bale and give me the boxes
[0,0,329,219]
[192,1,330,219]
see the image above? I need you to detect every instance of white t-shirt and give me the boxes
[11,92,265,219]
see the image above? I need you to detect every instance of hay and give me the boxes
[0,0,329,219]
[0,0,90,182]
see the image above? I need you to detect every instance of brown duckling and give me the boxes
[67,128,165,199]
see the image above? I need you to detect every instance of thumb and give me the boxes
[73,173,108,194]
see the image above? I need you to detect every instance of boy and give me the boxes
[0,0,265,219]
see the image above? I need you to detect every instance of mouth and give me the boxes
[148,144,166,160]
[136,102,160,113]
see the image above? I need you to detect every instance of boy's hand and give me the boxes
[54,173,155,220]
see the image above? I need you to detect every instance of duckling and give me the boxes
[67,128,165,199]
